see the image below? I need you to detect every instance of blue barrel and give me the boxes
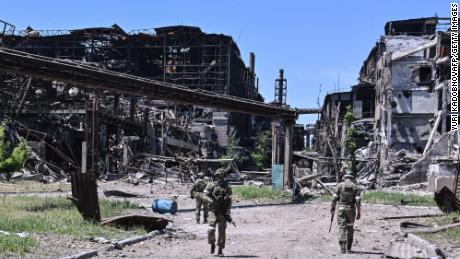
[152,199,177,215]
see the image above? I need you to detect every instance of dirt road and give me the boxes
[100,200,439,259]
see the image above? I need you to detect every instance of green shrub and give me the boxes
[0,126,29,175]
[250,130,271,170]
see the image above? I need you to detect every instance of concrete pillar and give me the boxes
[284,120,293,188]
[122,137,128,166]
[81,141,87,174]
[272,121,284,166]
[129,97,137,121]
[272,122,278,167]
[114,94,119,118]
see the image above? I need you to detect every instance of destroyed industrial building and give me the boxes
[0,17,457,194]
[0,22,275,180]
[315,17,459,197]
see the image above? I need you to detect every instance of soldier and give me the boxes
[330,170,361,254]
[204,168,233,256]
[190,172,209,224]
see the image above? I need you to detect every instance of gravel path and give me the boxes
[98,200,440,259]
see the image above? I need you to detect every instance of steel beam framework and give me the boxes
[0,47,297,119]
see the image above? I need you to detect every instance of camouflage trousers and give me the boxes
[195,199,208,222]
[337,206,356,243]
[207,211,227,248]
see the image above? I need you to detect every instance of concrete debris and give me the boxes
[386,232,444,259]
[313,17,453,189]
[0,230,30,238]
[244,180,264,187]
[89,237,112,244]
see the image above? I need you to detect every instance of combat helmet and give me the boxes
[343,170,354,179]
[214,168,227,179]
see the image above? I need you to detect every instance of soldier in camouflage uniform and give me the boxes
[331,170,361,254]
[190,172,209,224]
[204,168,232,256]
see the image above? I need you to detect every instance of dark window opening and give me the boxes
[419,67,432,82]
[403,91,411,98]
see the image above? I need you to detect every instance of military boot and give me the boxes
[217,246,224,256]
[339,242,346,254]
[210,244,215,254]
[347,239,353,253]
[203,218,207,224]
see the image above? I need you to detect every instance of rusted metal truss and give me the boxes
[0,47,297,119]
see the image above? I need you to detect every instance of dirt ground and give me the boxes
[97,202,442,259]
[2,181,448,258]
[97,182,442,259]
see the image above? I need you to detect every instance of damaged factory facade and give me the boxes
[315,17,459,198]
[0,23,269,179]
[0,21,303,221]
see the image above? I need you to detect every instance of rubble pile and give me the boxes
[0,22,277,185]
[314,17,454,189]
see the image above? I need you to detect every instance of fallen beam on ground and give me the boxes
[103,189,143,198]
[61,230,164,259]
[402,222,460,234]
[382,214,444,220]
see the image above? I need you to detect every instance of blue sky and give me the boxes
[1,0,451,124]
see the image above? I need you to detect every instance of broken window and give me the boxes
[419,67,432,82]
[411,66,432,84]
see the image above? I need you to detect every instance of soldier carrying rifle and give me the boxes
[203,168,234,256]
[330,170,362,254]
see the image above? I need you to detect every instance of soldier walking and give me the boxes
[190,172,209,224]
[204,168,233,256]
[330,170,361,254]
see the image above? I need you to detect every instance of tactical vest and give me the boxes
[194,179,208,193]
[339,181,357,206]
[208,182,231,211]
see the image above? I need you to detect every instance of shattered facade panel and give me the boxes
[316,17,452,187]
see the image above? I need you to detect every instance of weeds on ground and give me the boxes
[362,191,436,207]
[319,190,436,207]
[233,185,289,200]
[419,212,460,245]
[0,234,37,255]
[0,195,141,254]
[0,181,71,193]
